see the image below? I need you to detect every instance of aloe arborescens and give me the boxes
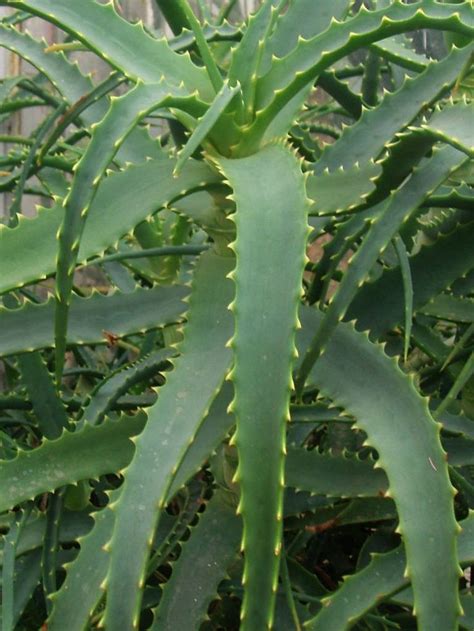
[0,1,473,629]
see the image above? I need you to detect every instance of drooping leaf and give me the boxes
[297,307,461,630]
[304,512,474,630]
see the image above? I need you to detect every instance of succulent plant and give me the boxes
[0,1,473,629]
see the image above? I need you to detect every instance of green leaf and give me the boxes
[0,413,145,513]
[216,143,308,631]
[314,44,473,173]
[169,383,234,499]
[0,511,93,566]
[0,157,219,295]
[420,294,474,323]
[246,16,473,153]
[316,70,363,119]
[9,102,66,225]
[348,220,474,337]
[41,489,64,611]
[104,250,234,630]
[48,385,234,631]
[444,436,474,466]
[392,234,413,360]
[37,71,125,163]
[297,146,468,394]
[1,0,213,99]
[47,503,113,631]
[228,0,279,122]
[263,0,351,62]
[1,511,26,631]
[371,34,429,71]
[259,0,354,134]
[154,0,191,36]
[307,162,382,216]
[0,284,187,357]
[285,448,388,497]
[0,24,164,165]
[361,50,382,106]
[442,322,474,370]
[307,207,374,305]
[304,511,474,630]
[366,129,437,206]
[256,2,473,113]
[415,98,474,157]
[392,589,474,631]
[437,353,474,417]
[82,348,174,426]
[175,80,241,174]
[53,81,205,382]
[439,409,474,440]
[0,550,42,630]
[0,24,101,123]
[298,307,461,630]
[17,351,70,439]
[151,491,241,630]
[174,0,223,92]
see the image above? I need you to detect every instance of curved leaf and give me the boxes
[82,348,174,426]
[104,250,234,630]
[0,24,164,164]
[1,0,213,98]
[313,44,473,173]
[53,82,205,381]
[304,511,474,630]
[298,306,461,630]
[297,146,468,393]
[245,6,474,148]
[0,413,145,513]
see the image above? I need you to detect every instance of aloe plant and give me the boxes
[0,0,473,629]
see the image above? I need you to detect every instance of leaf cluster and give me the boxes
[0,1,473,629]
